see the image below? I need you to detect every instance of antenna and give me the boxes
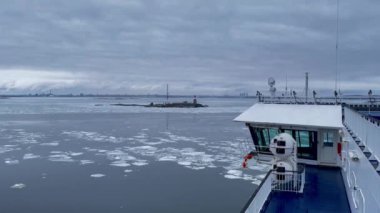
[305,72,309,102]
[335,0,340,92]
[285,73,288,97]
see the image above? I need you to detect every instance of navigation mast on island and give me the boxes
[166,84,169,101]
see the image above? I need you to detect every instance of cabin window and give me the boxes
[284,130,293,136]
[249,126,318,160]
[294,130,310,147]
[269,129,278,140]
[249,127,279,153]
[323,132,334,147]
[282,129,318,160]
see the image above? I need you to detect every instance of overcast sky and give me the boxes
[0,0,379,95]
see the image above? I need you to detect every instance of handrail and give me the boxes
[352,171,357,186]
[241,165,306,213]
[240,170,273,213]
[352,186,366,213]
[358,188,366,213]
[272,165,305,175]
[350,171,358,209]
[272,166,305,193]
[346,153,351,188]
[349,171,366,213]
[344,106,380,161]
[241,167,306,213]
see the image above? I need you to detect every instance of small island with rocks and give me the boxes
[111,96,208,108]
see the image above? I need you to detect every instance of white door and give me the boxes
[319,130,337,165]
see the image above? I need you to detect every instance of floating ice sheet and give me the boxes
[80,160,95,165]
[23,153,41,160]
[90,174,105,178]
[0,145,19,154]
[132,160,148,166]
[158,156,177,162]
[11,183,26,189]
[40,142,59,146]
[5,158,19,165]
[110,161,131,167]
[48,151,74,162]
[69,152,83,156]
[63,131,125,143]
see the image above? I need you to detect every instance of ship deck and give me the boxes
[263,165,351,213]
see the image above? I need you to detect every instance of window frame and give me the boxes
[323,131,334,147]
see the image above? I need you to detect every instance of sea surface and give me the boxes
[0,97,269,213]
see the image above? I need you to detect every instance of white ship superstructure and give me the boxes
[236,102,380,213]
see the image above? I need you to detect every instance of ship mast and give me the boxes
[335,0,340,92]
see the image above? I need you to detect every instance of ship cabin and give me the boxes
[236,103,380,213]
[235,103,353,213]
[235,103,343,166]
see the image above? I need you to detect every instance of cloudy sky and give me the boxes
[0,0,379,95]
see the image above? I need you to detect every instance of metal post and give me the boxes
[305,72,309,103]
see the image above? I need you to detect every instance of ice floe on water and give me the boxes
[23,153,41,160]
[48,151,74,162]
[42,173,48,179]
[83,147,100,152]
[132,160,148,166]
[128,131,149,143]
[125,146,157,156]
[0,145,19,154]
[224,170,243,179]
[128,147,217,170]
[5,158,19,165]
[105,149,150,168]
[62,131,125,143]
[47,151,87,163]
[161,132,204,144]
[80,160,95,165]
[178,161,192,166]
[224,169,263,185]
[23,128,268,185]
[12,129,43,144]
[158,155,177,162]
[11,183,26,189]
[90,174,105,178]
[0,129,43,145]
[110,161,131,167]
[69,152,83,156]
[40,142,59,146]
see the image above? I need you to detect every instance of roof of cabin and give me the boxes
[234,103,343,129]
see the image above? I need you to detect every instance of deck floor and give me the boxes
[263,165,351,213]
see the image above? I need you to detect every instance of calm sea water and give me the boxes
[0,97,269,213]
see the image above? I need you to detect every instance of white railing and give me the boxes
[243,168,305,213]
[342,150,352,188]
[356,188,366,213]
[271,168,305,193]
[243,171,272,213]
[353,186,366,213]
[345,107,380,159]
[351,171,357,188]
[348,171,366,213]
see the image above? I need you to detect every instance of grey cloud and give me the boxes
[0,0,379,95]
